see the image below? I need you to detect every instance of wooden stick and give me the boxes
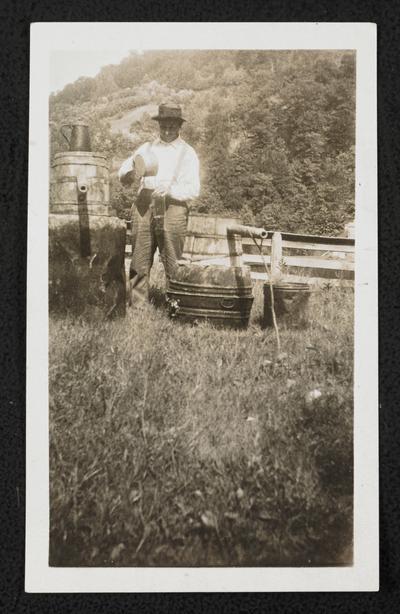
[271,232,283,282]
[251,235,281,354]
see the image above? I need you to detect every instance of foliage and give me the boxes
[49,273,353,566]
[50,50,355,235]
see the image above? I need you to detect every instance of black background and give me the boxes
[0,1,398,612]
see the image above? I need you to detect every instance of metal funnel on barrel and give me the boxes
[60,122,91,152]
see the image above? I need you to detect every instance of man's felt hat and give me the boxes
[151,104,186,122]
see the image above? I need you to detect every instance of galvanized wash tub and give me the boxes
[167,262,254,327]
[263,281,311,328]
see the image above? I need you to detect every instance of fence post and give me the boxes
[271,232,283,282]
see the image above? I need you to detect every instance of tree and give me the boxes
[49,50,355,231]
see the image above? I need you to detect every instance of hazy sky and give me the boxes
[49,47,139,93]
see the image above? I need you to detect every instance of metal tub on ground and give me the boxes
[168,214,272,327]
[167,262,254,328]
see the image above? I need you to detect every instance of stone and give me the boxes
[49,213,126,318]
[305,389,322,404]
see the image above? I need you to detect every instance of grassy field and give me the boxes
[49,265,353,567]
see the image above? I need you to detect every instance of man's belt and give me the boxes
[136,189,187,209]
[165,195,187,207]
[136,188,187,215]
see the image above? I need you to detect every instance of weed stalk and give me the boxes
[250,234,281,354]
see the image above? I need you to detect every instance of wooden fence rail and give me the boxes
[125,221,355,284]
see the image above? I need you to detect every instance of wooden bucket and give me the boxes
[50,152,111,215]
[167,262,254,327]
[182,213,243,265]
[134,150,158,177]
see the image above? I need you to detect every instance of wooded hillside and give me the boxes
[49,50,355,235]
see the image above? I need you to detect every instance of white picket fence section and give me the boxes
[240,232,354,283]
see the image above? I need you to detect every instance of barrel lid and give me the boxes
[177,262,250,271]
[172,262,252,286]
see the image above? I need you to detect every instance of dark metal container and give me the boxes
[167,262,254,327]
[263,281,311,328]
[61,122,91,152]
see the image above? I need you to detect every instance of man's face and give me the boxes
[158,119,182,143]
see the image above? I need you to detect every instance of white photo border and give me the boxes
[26,22,378,592]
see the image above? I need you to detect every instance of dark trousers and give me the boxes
[129,195,188,305]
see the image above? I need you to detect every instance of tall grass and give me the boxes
[49,266,353,566]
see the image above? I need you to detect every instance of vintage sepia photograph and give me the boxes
[27,23,378,592]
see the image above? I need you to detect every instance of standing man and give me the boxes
[119,103,200,306]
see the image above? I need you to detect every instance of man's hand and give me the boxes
[120,170,134,187]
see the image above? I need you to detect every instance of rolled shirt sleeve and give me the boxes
[118,155,135,184]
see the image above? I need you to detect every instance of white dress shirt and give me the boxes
[118,136,200,203]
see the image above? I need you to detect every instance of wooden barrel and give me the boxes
[167,262,254,327]
[182,213,243,264]
[50,152,111,215]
